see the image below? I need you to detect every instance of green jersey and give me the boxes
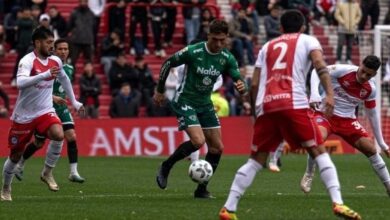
[53,64,74,110]
[156,42,244,106]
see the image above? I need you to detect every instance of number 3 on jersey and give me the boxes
[272,42,287,70]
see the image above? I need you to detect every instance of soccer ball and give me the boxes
[188,160,213,184]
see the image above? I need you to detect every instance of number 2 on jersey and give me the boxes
[272,42,287,70]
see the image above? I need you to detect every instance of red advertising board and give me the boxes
[0,117,356,157]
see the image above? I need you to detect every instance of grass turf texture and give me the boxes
[0,155,389,220]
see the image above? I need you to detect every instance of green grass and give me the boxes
[0,155,389,220]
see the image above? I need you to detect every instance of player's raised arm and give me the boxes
[310,49,334,117]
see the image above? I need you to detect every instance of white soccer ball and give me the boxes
[188,159,213,184]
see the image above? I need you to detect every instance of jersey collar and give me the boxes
[204,42,220,55]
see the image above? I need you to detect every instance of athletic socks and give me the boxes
[45,140,63,169]
[315,153,343,204]
[205,152,221,173]
[368,153,390,187]
[67,140,78,164]
[189,150,200,162]
[70,163,79,176]
[224,159,263,212]
[270,142,284,164]
[195,152,222,191]
[305,154,317,176]
[162,141,199,168]
[2,158,17,187]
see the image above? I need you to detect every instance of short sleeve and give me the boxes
[328,64,357,78]
[255,44,266,68]
[305,35,322,53]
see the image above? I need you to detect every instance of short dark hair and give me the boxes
[209,19,229,35]
[32,26,54,46]
[280,10,305,33]
[363,55,381,71]
[54,38,69,49]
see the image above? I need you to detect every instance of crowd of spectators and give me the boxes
[0,0,390,118]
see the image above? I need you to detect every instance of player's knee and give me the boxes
[51,133,64,142]
[208,142,224,154]
[65,131,76,142]
[208,146,223,154]
[191,136,206,147]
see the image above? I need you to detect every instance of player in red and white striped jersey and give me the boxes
[1,27,84,201]
[220,10,361,220]
[300,56,390,196]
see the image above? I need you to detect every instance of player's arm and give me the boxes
[154,47,190,106]
[250,66,260,106]
[309,68,322,110]
[226,55,248,95]
[364,92,390,157]
[310,49,334,117]
[53,95,67,106]
[16,58,54,89]
[226,55,250,114]
[57,68,83,112]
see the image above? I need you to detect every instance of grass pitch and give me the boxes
[0,155,389,220]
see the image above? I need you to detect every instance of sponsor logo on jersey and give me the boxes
[219,58,226,65]
[59,85,64,93]
[177,47,188,56]
[193,48,203,53]
[202,77,212,86]
[221,51,229,58]
[334,87,360,105]
[263,93,291,103]
[197,65,220,76]
[34,82,53,90]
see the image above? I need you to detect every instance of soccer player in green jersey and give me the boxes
[155,19,249,198]
[15,39,85,183]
